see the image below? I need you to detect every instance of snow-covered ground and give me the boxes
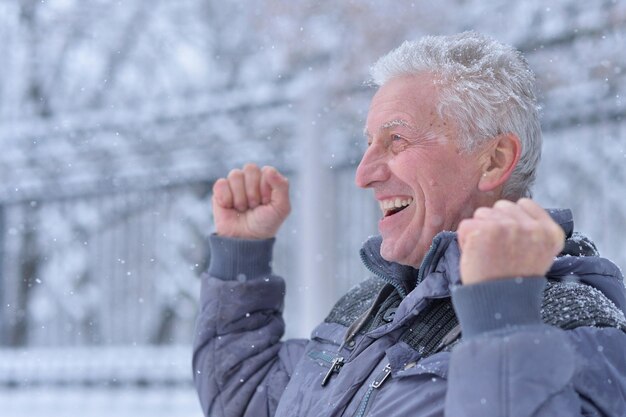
[0,386,201,417]
[0,346,202,417]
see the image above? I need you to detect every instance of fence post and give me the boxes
[0,205,4,345]
[297,79,337,335]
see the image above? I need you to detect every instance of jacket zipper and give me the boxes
[308,350,345,387]
[321,356,345,386]
[353,363,392,417]
[359,233,448,298]
[350,233,454,416]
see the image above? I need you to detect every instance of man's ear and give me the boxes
[478,133,521,192]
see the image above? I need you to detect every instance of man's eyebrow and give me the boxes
[363,119,414,139]
[380,119,412,130]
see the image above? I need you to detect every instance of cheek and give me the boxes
[387,154,405,170]
[388,153,431,186]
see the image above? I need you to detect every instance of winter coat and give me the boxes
[193,209,626,417]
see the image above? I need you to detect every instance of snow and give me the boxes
[0,346,199,416]
[0,346,192,385]
[0,386,200,417]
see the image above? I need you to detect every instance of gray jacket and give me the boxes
[193,209,626,416]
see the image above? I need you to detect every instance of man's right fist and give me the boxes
[212,164,291,239]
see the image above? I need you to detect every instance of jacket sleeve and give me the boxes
[192,235,307,417]
[446,277,626,417]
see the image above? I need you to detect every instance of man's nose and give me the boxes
[355,144,389,188]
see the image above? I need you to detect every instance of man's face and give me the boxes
[356,73,486,268]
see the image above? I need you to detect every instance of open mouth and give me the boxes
[379,197,413,218]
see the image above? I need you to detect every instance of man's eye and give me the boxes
[389,134,409,153]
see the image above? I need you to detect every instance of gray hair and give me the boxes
[370,31,541,199]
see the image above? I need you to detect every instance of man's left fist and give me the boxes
[457,198,565,285]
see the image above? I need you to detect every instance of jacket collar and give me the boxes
[359,208,577,298]
[359,232,457,298]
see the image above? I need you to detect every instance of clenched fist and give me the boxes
[212,164,291,239]
[457,198,565,285]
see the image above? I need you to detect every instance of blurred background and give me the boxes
[0,0,625,415]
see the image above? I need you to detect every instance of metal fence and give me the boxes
[0,181,212,348]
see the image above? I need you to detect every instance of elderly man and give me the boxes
[193,32,626,416]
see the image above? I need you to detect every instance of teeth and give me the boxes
[379,197,413,213]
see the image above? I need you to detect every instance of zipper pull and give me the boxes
[370,363,392,389]
[321,356,344,387]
